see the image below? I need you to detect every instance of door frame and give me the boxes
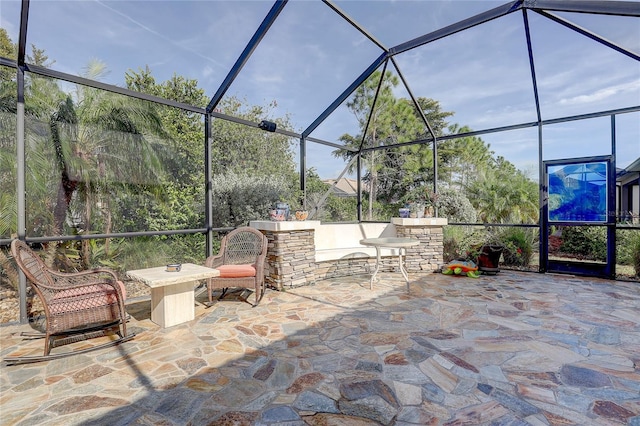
[541,155,616,279]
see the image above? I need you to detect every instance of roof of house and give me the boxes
[617,157,640,184]
[625,157,640,173]
[322,178,362,197]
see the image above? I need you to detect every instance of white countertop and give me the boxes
[250,220,321,232]
[391,217,448,226]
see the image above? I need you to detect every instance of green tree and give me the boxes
[333,69,538,225]
[126,67,208,185]
[212,97,297,180]
[0,33,67,239]
[379,97,453,204]
[334,70,400,219]
[0,29,17,238]
[0,28,17,84]
[127,66,299,229]
[36,60,169,266]
[467,156,538,223]
[335,70,454,219]
[210,172,290,228]
[209,97,299,222]
[125,67,209,236]
[438,124,494,192]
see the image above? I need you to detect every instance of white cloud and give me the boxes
[252,73,284,84]
[202,65,214,78]
[559,80,640,106]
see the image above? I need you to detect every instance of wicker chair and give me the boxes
[7,240,133,364]
[205,227,268,307]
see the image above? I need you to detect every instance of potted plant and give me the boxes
[409,202,424,218]
[402,187,438,219]
[476,244,504,274]
[477,227,539,273]
[451,227,504,275]
[474,227,508,274]
[294,208,309,221]
[424,190,439,217]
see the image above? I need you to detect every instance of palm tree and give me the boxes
[51,60,168,266]
[0,51,67,240]
[1,57,169,267]
[467,157,538,224]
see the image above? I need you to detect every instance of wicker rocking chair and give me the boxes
[205,227,268,307]
[4,240,134,365]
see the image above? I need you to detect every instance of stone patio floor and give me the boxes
[1,270,639,425]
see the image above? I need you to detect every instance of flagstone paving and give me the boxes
[1,270,639,425]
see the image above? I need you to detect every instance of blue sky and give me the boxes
[2,0,639,178]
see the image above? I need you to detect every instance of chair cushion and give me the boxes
[49,281,126,315]
[216,264,256,278]
[53,281,126,301]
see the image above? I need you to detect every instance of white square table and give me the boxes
[127,263,220,328]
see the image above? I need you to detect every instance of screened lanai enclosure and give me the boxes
[1,0,639,323]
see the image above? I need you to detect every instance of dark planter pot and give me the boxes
[477,245,504,275]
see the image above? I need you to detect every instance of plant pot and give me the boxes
[295,210,309,221]
[477,244,503,275]
[424,206,434,217]
[269,209,287,221]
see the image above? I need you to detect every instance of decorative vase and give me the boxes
[273,202,290,221]
[399,208,410,218]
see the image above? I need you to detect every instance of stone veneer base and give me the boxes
[250,218,447,289]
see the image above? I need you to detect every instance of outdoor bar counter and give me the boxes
[250,217,447,290]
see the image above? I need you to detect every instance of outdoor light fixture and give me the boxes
[258,120,277,132]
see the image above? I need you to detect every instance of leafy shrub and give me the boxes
[444,225,539,268]
[632,235,640,277]
[617,230,638,263]
[617,230,640,277]
[435,188,477,223]
[211,172,293,228]
[559,226,606,261]
[0,246,19,291]
[443,227,463,262]
[499,227,536,267]
[443,226,486,262]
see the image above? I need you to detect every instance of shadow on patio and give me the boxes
[1,271,639,425]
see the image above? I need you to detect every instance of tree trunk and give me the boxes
[82,188,91,269]
[53,171,77,235]
[104,197,112,256]
[368,151,377,220]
